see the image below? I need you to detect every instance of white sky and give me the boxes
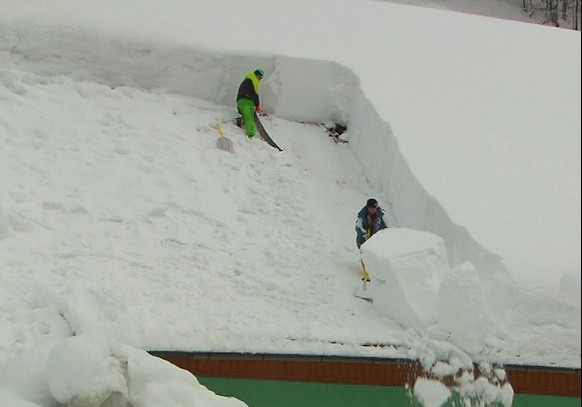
[0,0,580,406]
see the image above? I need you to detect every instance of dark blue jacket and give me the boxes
[355,206,388,249]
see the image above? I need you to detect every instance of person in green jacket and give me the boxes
[236,68,264,138]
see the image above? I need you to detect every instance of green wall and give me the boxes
[199,377,581,407]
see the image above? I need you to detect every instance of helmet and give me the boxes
[254,68,265,78]
[366,198,378,208]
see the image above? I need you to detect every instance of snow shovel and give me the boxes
[215,121,234,153]
[360,249,371,283]
[353,250,373,302]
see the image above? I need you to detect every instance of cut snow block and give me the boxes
[364,228,450,330]
[436,261,493,354]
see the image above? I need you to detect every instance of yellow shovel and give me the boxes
[354,249,372,302]
[360,252,371,282]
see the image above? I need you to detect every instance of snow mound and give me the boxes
[413,377,451,407]
[0,335,247,407]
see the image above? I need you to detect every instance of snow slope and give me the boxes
[0,0,580,405]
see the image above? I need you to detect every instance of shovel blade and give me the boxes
[216,136,234,153]
[353,285,373,302]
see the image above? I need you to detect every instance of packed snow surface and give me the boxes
[1,0,580,406]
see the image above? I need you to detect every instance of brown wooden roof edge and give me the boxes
[148,351,581,398]
[150,351,417,365]
[149,350,581,372]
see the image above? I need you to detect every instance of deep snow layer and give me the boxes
[1,22,519,309]
[1,0,580,369]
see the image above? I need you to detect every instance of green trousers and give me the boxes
[237,99,256,137]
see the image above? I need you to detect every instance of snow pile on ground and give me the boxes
[412,371,514,407]
[0,336,247,407]
[413,378,451,407]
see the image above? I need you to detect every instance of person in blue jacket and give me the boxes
[355,198,388,249]
[236,68,264,138]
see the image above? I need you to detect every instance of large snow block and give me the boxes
[364,228,450,330]
[436,261,494,354]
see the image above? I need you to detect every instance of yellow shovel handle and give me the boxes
[217,121,225,137]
